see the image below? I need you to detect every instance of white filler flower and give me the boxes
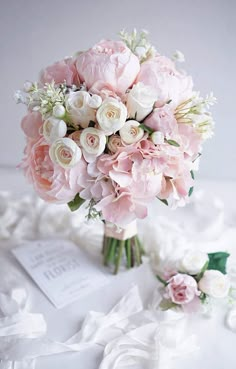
[96,98,127,135]
[49,137,82,168]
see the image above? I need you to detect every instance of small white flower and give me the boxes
[43,117,67,143]
[80,127,106,157]
[119,120,144,144]
[126,82,157,121]
[107,135,123,153]
[172,50,185,63]
[96,98,127,135]
[151,131,164,145]
[23,81,33,92]
[88,94,102,109]
[66,91,96,128]
[198,270,230,298]
[53,104,66,119]
[49,137,82,168]
[194,113,215,140]
[180,250,209,275]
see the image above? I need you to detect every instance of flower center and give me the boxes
[86,134,99,148]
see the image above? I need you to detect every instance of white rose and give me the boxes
[180,250,209,275]
[80,127,106,157]
[119,120,144,144]
[198,270,230,298]
[107,135,123,153]
[96,97,127,135]
[88,94,102,109]
[126,82,157,121]
[151,131,164,145]
[66,91,96,128]
[43,117,67,143]
[49,137,82,168]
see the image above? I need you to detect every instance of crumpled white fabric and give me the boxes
[0,285,144,368]
[0,281,198,369]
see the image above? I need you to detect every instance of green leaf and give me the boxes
[190,170,195,180]
[195,260,209,282]
[207,252,230,274]
[165,139,180,147]
[159,299,178,311]
[88,120,96,127]
[157,198,168,206]
[67,193,85,212]
[139,124,154,134]
[188,186,194,197]
[156,275,168,286]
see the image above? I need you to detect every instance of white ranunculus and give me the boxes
[198,270,230,298]
[53,104,66,119]
[49,137,82,168]
[119,120,144,144]
[151,131,164,145]
[107,135,123,153]
[88,94,102,109]
[180,250,209,275]
[126,82,157,121]
[66,91,96,128]
[96,98,127,135]
[80,127,106,157]
[43,117,67,143]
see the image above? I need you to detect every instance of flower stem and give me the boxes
[114,240,125,274]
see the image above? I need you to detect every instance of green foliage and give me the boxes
[207,252,230,274]
[67,194,85,212]
[165,139,180,147]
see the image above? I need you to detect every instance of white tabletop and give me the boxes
[0,168,236,369]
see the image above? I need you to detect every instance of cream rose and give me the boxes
[119,120,144,144]
[66,91,96,128]
[96,98,127,135]
[43,117,67,143]
[80,127,106,157]
[198,270,230,298]
[180,250,209,275]
[107,135,124,153]
[49,137,82,168]
[126,82,157,121]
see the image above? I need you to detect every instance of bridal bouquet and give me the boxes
[15,30,216,273]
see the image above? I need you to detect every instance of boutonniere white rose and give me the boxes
[80,127,106,159]
[43,117,67,143]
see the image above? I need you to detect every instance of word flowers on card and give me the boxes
[15,29,216,273]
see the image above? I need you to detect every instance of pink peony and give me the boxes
[21,111,43,139]
[165,273,200,305]
[39,58,79,86]
[136,56,193,107]
[96,143,163,226]
[21,137,87,203]
[76,40,140,95]
[145,105,178,137]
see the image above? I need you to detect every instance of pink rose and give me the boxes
[136,56,193,107]
[21,137,87,203]
[145,105,178,137]
[76,40,140,95]
[165,274,200,305]
[21,111,43,139]
[39,58,79,86]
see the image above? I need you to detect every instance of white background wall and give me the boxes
[1,0,235,180]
